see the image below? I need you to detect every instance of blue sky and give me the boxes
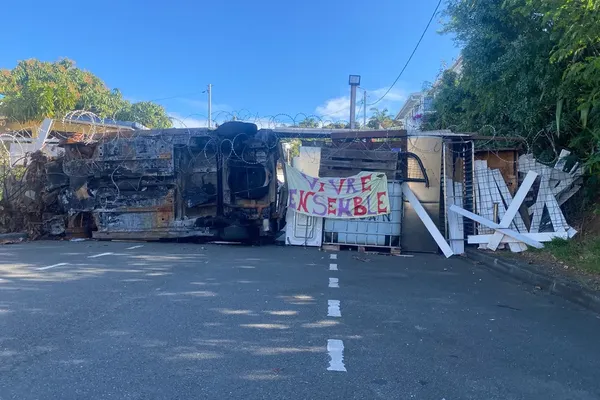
[1,0,459,127]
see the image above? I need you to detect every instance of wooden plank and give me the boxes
[552,152,575,196]
[484,169,522,252]
[319,167,396,179]
[554,149,570,172]
[321,244,340,252]
[403,183,454,258]
[449,205,544,249]
[558,185,581,206]
[492,168,528,252]
[486,171,538,251]
[475,150,518,194]
[467,232,568,244]
[320,159,397,170]
[569,162,581,176]
[483,169,523,252]
[330,129,408,140]
[321,148,398,161]
[491,169,527,232]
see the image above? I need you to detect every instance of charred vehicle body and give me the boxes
[55,122,286,241]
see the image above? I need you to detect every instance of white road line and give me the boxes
[328,300,341,317]
[126,245,144,250]
[36,262,69,271]
[329,277,339,288]
[330,254,337,260]
[329,263,338,271]
[87,252,114,258]
[327,339,347,372]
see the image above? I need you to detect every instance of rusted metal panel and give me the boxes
[1,122,283,241]
[59,122,282,241]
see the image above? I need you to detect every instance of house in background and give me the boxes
[396,56,463,131]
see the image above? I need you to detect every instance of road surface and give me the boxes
[1,241,599,399]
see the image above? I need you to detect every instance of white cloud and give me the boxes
[315,96,353,120]
[315,87,409,121]
[368,87,408,103]
[169,113,209,128]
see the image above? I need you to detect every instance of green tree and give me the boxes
[518,0,600,172]
[367,108,397,129]
[297,117,319,128]
[0,59,171,128]
[323,122,350,129]
[116,101,172,129]
[424,0,600,189]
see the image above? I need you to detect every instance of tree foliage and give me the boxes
[297,117,319,128]
[0,59,172,128]
[367,108,398,129]
[424,0,600,175]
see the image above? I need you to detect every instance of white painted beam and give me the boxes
[468,232,568,244]
[449,205,544,249]
[402,183,454,258]
[486,171,538,251]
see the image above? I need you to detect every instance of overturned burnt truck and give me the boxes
[57,121,286,242]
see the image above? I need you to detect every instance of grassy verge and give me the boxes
[535,237,600,274]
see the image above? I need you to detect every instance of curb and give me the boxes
[0,232,28,243]
[466,248,600,314]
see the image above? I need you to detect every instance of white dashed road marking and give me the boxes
[327,339,347,372]
[330,254,337,260]
[329,277,339,288]
[36,262,69,271]
[328,300,341,317]
[126,245,144,250]
[88,252,114,258]
[329,263,338,271]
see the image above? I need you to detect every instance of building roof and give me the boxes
[395,92,424,120]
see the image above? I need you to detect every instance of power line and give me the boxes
[147,91,205,103]
[368,0,442,107]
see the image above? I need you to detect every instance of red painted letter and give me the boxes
[327,197,337,215]
[377,192,388,213]
[298,191,315,212]
[353,197,367,216]
[361,174,372,192]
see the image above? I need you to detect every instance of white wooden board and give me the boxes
[486,171,537,251]
[468,232,568,244]
[449,205,544,249]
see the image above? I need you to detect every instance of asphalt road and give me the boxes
[1,240,600,399]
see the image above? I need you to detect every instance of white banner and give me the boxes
[285,166,390,219]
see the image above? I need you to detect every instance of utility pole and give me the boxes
[349,85,357,129]
[348,75,361,129]
[207,84,212,128]
[363,89,367,128]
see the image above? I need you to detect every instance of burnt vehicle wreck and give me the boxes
[55,121,286,241]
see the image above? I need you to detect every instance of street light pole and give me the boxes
[349,85,357,129]
[207,84,212,128]
[363,89,367,128]
[348,75,361,129]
